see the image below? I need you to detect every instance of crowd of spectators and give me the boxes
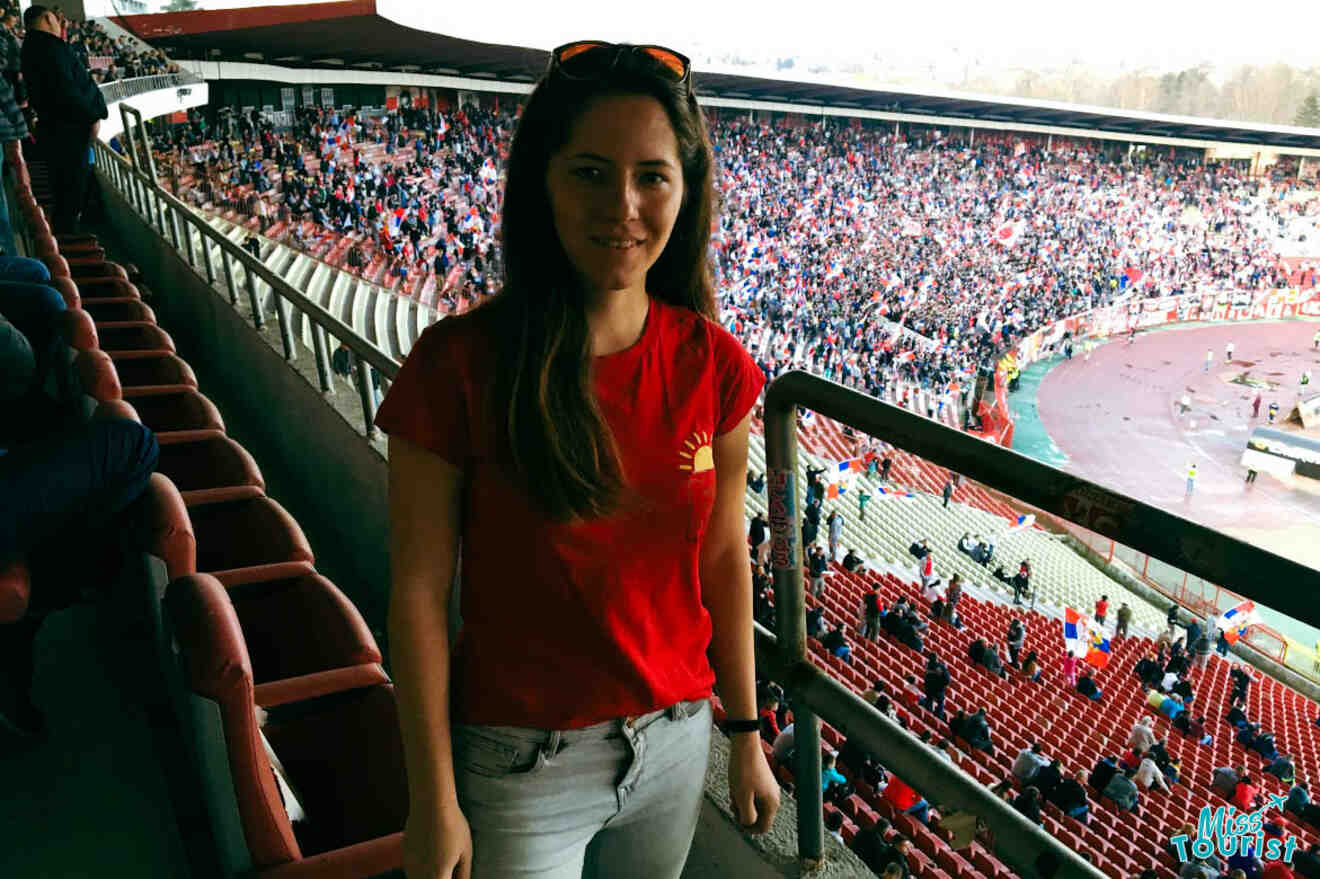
[156,96,1318,423]
[1,7,178,91]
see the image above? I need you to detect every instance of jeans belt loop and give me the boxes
[542,729,562,759]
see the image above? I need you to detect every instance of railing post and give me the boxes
[221,248,238,305]
[273,291,296,361]
[200,218,216,285]
[763,395,822,865]
[353,354,379,439]
[311,324,334,394]
[244,261,264,329]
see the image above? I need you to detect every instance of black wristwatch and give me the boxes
[726,719,760,734]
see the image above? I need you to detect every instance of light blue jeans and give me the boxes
[452,698,712,879]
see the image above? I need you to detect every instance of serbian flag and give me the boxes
[1005,514,1035,535]
[1064,608,1111,669]
[825,480,848,499]
[837,459,865,475]
[1216,600,1258,645]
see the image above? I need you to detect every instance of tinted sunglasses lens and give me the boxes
[642,48,687,80]
[556,42,612,74]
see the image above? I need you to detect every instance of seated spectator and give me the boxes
[1020,650,1043,683]
[1134,653,1162,687]
[850,818,892,875]
[1226,697,1250,728]
[968,638,987,665]
[771,721,795,766]
[1285,782,1310,817]
[980,642,1006,678]
[1228,848,1264,879]
[957,532,974,554]
[861,680,887,707]
[758,693,781,742]
[821,751,847,796]
[1174,711,1213,746]
[806,605,827,640]
[821,623,853,665]
[1266,754,1296,785]
[1077,671,1102,702]
[1013,786,1044,825]
[1232,775,1262,811]
[1212,765,1245,797]
[1013,743,1050,783]
[962,708,995,755]
[1160,692,1187,721]
[1253,731,1279,762]
[908,539,930,560]
[1048,770,1090,822]
[842,549,863,572]
[1031,759,1064,801]
[1129,717,1157,752]
[882,774,930,825]
[824,808,844,846]
[1121,747,1145,774]
[1104,769,1141,813]
[1089,755,1121,793]
[1236,722,1262,749]
[1135,756,1173,793]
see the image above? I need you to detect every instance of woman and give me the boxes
[1020,650,1042,683]
[377,42,778,879]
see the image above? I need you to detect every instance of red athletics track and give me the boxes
[1036,320,1320,572]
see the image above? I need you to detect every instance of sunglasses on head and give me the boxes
[549,41,691,90]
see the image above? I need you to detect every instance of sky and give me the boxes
[93,0,1320,75]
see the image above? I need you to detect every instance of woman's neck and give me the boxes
[585,286,650,357]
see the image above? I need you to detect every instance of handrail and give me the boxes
[99,102,401,440]
[99,71,206,105]
[762,369,1317,873]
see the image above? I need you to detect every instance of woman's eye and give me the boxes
[573,167,601,181]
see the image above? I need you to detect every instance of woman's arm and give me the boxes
[701,412,779,834]
[387,433,464,815]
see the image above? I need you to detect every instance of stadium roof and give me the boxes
[116,0,1320,151]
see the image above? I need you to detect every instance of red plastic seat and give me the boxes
[83,298,156,326]
[95,322,175,355]
[164,571,407,877]
[187,496,315,588]
[121,388,225,443]
[109,352,198,393]
[154,436,265,506]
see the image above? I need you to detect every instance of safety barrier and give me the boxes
[763,370,1314,874]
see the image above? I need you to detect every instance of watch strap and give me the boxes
[725,718,761,734]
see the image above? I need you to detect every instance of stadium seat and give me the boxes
[120,388,225,443]
[186,497,316,587]
[154,436,265,506]
[164,571,407,877]
[95,323,176,355]
[82,299,156,326]
[109,352,199,394]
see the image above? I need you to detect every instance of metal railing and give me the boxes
[99,71,206,106]
[101,103,401,435]
[762,370,1316,875]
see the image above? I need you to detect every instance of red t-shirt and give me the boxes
[374,297,764,728]
[1095,600,1109,618]
[884,776,922,811]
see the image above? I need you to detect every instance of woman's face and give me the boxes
[545,93,685,300]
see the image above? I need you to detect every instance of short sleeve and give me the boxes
[712,325,765,436]
[373,319,472,467]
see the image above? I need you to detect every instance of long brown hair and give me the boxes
[482,47,719,522]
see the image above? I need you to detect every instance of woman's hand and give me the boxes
[728,733,781,834]
[402,803,473,879]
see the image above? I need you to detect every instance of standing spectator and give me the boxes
[748,511,767,564]
[880,456,892,483]
[1012,560,1030,606]
[1094,594,1109,626]
[1005,618,1026,668]
[1061,651,1079,688]
[808,544,828,597]
[1115,603,1132,639]
[859,585,883,642]
[827,509,842,562]
[943,573,962,623]
[1186,462,1197,497]
[942,477,953,509]
[921,653,949,719]
[20,5,109,234]
[857,486,871,521]
[920,549,935,589]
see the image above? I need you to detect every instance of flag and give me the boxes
[1216,600,1258,645]
[1005,514,1035,534]
[825,480,848,499]
[1064,608,1111,669]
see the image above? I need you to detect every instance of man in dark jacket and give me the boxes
[20,5,108,234]
[921,654,949,719]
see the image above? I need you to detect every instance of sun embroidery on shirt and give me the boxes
[679,431,714,473]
